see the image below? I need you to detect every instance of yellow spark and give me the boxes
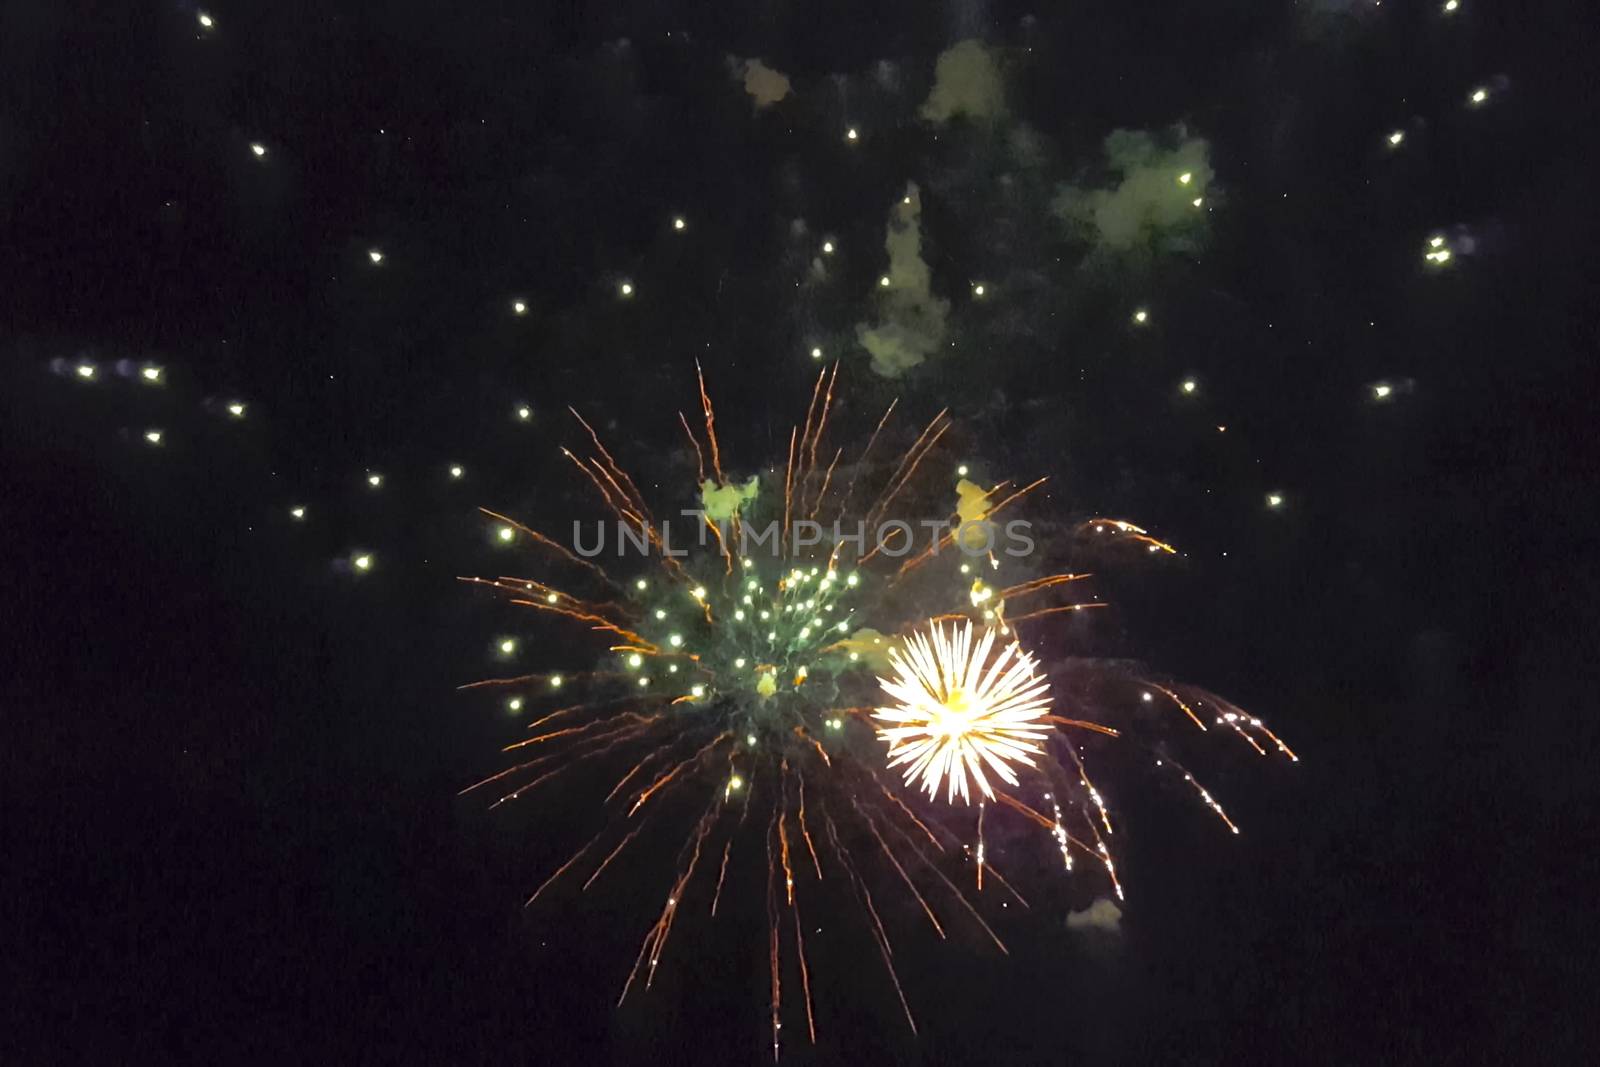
[619,281,634,297]
[673,216,686,231]
[1469,87,1488,105]
[512,300,527,314]
[143,429,162,445]
[972,283,986,297]
[1133,308,1148,324]
[516,405,532,420]
[353,554,373,571]
[1388,130,1405,146]
[141,365,162,382]
[1443,0,1459,10]
[250,143,266,158]
[1374,384,1393,399]
[873,620,1053,804]
[227,402,246,418]
[846,127,859,142]
[879,275,891,288]
[368,249,384,264]
[449,464,464,479]
[1181,378,1197,394]
[1178,171,1193,185]
[1267,493,1284,509]
[367,472,383,488]
[197,12,214,28]
[290,506,305,520]
[497,525,514,542]
[822,240,835,254]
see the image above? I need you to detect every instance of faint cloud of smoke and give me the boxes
[1053,128,1213,251]
[855,184,950,378]
[1066,897,1123,933]
[733,58,792,109]
[920,40,1005,123]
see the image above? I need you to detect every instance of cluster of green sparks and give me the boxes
[461,366,1296,1057]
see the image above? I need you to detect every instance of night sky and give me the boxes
[5,1,1598,1063]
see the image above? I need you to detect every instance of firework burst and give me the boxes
[461,364,1295,1055]
[874,620,1053,803]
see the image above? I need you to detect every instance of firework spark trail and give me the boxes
[796,771,822,878]
[782,426,797,554]
[1150,683,1207,731]
[868,798,1008,955]
[694,361,726,487]
[859,807,945,939]
[678,410,706,484]
[791,898,817,1045]
[470,509,615,583]
[765,806,783,1062]
[1082,806,1124,901]
[629,732,731,815]
[832,398,898,527]
[710,839,733,916]
[1043,715,1121,738]
[618,795,722,1007]
[860,417,951,561]
[809,448,843,522]
[1008,603,1109,625]
[583,824,646,890]
[489,719,660,809]
[525,831,606,906]
[998,573,1093,599]
[975,801,985,892]
[458,711,657,797]
[779,762,795,905]
[821,805,917,1035]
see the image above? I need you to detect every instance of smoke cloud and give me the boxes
[920,40,1005,123]
[855,184,950,378]
[1052,128,1213,251]
[734,58,792,109]
[1066,897,1123,933]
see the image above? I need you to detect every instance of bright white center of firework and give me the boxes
[1267,494,1284,508]
[290,506,305,519]
[144,430,162,444]
[228,402,246,417]
[973,283,985,297]
[497,526,514,542]
[846,128,859,141]
[250,143,266,157]
[367,473,382,487]
[500,640,516,654]
[627,654,643,668]
[1470,88,1487,104]
[1374,384,1393,399]
[822,241,835,254]
[873,620,1053,805]
[368,249,383,263]
[516,406,531,420]
[354,554,372,570]
[449,465,464,478]
[198,12,214,28]
[1388,131,1405,146]
[619,281,633,296]
[690,685,704,698]
[1182,379,1197,394]
[549,675,562,688]
[142,366,162,381]
[673,217,686,231]
[811,346,822,359]
[879,275,891,288]
[76,363,96,378]
[512,300,527,314]
[668,634,683,647]
[1133,309,1149,324]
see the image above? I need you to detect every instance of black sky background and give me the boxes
[5,1,1599,1063]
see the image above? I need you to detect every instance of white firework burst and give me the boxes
[873,620,1054,803]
